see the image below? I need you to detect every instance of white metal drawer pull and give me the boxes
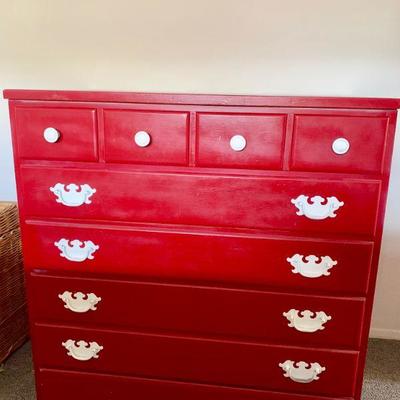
[283,309,332,333]
[134,130,151,147]
[332,137,350,155]
[279,360,325,383]
[43,127,61,143]
[62,340,103,361]
[287,254,337,278]
[50,183,96,207]
[291,195,344,220]
[59,291,102,313]
[230,134,247,151]
[55,239,99,262]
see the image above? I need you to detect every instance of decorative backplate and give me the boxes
[279,360,326,383]
[50,183,96,207]
[291,195,344,220]
[287,254,337,278]
[59,291,102,313]
[55,239,99,262]
[62,340,103,361]
[283,309,332,333]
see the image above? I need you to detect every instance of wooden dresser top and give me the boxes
[4,89,400,110]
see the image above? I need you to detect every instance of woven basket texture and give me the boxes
[0,202,28,364]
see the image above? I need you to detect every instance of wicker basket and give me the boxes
[0,202,28,363]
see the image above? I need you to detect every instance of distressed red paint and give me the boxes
[3,89,399,400]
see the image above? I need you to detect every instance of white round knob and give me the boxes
[332,138,350,155]
[230,135,247,152]
[134,131,151,147]
[43,127,61,143]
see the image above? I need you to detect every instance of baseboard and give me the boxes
[369,328,400,340]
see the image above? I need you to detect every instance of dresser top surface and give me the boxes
[3,89,400,110]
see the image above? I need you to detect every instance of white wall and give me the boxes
[1,0,399,338]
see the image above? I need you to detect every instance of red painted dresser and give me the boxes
[4,89,400,400]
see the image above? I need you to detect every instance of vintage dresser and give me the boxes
[4,89,399,400]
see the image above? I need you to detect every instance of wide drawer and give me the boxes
[23,222,373,295]
[13,106,98,161]
[196,113,286,169]
[29,273,365,349]
[20,166,381,237]
[34,324,358,398]
[103,109,189,165]
[291,114,389,174]
[38,369,352,400]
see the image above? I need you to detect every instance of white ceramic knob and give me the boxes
[134,131,151,147]
[332,137,350,155]
[230,135,247,151]
[43,127,61,143]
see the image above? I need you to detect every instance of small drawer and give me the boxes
[197,113,286,169]
[39,369,351,400]
[29,273,365,348]
[291,114,389,174]
[24,223,373,296]
[14,106,98,161]
[34,324,358,398]
[104,109,189,165]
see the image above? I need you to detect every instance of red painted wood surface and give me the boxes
[13,106,98,161]
[4,89,400,109]
[20,166,381,237]
[197,113,286,169]
[34,323,358,398]
[24,222,373,296]
[104,109,189,165]
[4,90,399,400]
[9,99,396,177]
[29,273,365,349]
[291,114,389,174]
[38,369,350,400]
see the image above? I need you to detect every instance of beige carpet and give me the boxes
[0,339,399,399]
[362,338,400,399]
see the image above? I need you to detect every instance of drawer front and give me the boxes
[30,273,365,349]
[34,324,358,398]
[291,114,389,174]
[24,223,373,295]
[21,167,381,237]
[38,369,350,400]
[14,107,98,161]
[197,113,286,169]
[104,109,189,165]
